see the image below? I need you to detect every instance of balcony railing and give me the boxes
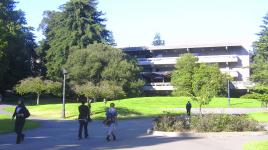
[143,82,173,91]
[137,55,238,65]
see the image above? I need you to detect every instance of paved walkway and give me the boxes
[0,104,12,115]
[0,118,268,150]
[173,108,268,114]
[1,105,268,150]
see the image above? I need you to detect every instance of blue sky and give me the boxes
[17,0,268,50]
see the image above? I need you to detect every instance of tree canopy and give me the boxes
[0,0,36,92]
[251,12,268,85]
[152,33,165,46]
[171,54,226,114]
[243,12,268,106]
[15,77,61,105]
[192,63,225,114]
[65,43,144,98]
[38,0,115,80]
[171,53,198,96]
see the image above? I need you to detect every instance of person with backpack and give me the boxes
[12,98,30,144]
[186,101,192,116]
[105,103,118,141]
[78,100,90,140]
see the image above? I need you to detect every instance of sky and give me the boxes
[16,0,268,50]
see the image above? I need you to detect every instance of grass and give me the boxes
[0,114,40,134]
[3,96,261,120]
[244,140,268,150]
[248,112,268,123]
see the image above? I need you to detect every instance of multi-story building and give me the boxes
[122,43,253,95]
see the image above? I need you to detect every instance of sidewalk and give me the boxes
[163,108,268,114]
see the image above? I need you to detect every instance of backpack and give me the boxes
[24,108,30,118]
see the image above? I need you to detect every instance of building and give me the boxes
[122,43,253,95]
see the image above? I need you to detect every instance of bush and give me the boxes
[153,114,263,132]
[153,115,190,132]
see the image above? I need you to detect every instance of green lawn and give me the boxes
[4,96,261,120]
[0,114,40,134]
[244,140,268,150]
[248,112,268,123]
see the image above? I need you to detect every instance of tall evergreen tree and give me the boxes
[242,13,268,107]
[0,0,36,92]
[252,13,268,85]
[38,0,115,80]
[152,33,165,46]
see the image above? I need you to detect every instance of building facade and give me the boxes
[122,44,252,95]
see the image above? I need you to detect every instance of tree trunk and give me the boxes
[37,93,40,105]
[199,105,202,117]
[87,97,89,104]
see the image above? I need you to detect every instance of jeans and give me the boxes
[108,123,115,136]
[15,118,25,143]
[186,109,191,116]
[78,120,88,138]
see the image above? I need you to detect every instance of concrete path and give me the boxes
[1,105,268,150]
[167,108,268,114]
[0,104,12,115]
[0,118,268,150]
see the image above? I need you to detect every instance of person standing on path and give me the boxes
[12,98,30,144]
[78,100,90,140]
[186,101,192,116]
[105,103,118,141]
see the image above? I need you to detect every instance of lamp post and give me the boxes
[62,68,68,119]
[227,79,230,107]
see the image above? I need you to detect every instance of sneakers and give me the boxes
[112,134,116,141]
[106,136,111,142]
[106,134,116,142]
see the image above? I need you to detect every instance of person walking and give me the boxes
[105,103,118,142]
[186,101,192,116]
[78,100,90,140]
[12,98,30,144]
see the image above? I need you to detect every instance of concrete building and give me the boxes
[122,43,253,95]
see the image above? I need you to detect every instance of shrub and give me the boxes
[153,114,263,132]
[153,115,190,132]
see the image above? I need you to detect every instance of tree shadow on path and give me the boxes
[0,118,202,150]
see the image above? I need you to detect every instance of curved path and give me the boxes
[1,105,268,150]
[0,118,268,150]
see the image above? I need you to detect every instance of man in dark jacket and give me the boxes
[12,98,30,144]
[78,100,90,140]
[186,101,192,116]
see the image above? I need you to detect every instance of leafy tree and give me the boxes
[171,53,198,96]
[171,54,226,114]
[15,77,61,105]
[98,80,126,101]
[192,64,225,114]
[44,80,62,97]
[65,43,144,97]
[38,0,115,80]
[152,33,165,46]
[242,87,268,108]
[0,0,36,92]
[74,82,98,103]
